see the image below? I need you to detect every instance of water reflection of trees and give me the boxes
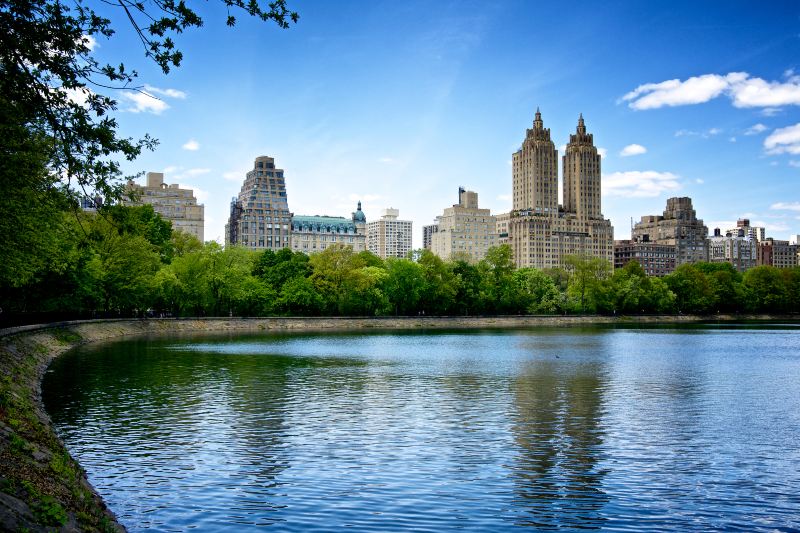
[509,359,608,529]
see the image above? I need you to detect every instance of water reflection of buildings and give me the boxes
[509,358,609,529]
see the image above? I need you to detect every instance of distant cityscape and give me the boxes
[118,109,800,275]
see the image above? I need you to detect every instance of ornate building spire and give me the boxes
[577,113,586,135]
[534,107,543,130]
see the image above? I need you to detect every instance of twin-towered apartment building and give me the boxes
[122,109,797,273]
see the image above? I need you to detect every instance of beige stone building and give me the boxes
[430,188,498,263]
[367,208,413,259]
[125,172,205,241]
[225,156,292,251]
[496,212,510,246]
[632,197,708,265]
[290,202,367,254]
[708,228,756,272]
[507,110,613,269]
[422,220,440,250]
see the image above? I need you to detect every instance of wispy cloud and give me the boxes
[121,85,186,114]
[744,123,768,135]
[620,144,647,157]
[177,184,208,203]
[162,167,211,181]
[603,170,681,198]
[182,139,200,151]
[621,71,800,110]
[771,201,800,211]
[764,123,800,155]
[789,160,800,168]
[597,147,608,158]
[674,128,722,139]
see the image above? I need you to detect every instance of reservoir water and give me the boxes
[43,325,800,531]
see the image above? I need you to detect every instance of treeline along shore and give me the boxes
[2,314,799,531]
[3,205,800,327]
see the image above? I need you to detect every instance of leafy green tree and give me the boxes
[513,268,561,314]
[383,259,424,315]
[478,245,517,313]
[417,250,457,315]
[664,264,715,314]
[1,0,298,202]
[564,255,611,314]
[278,276,324,315]
[450,260,482,315]
[743,266,788,312]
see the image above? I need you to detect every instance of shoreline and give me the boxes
[0,314,797,531]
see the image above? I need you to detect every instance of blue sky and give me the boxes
[97,0,800,246]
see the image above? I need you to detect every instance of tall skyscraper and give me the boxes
[563,114,601,219]
[225,156,292,251]
[512,108,558,215]
[125,172,205,241]
[508,110,613,269]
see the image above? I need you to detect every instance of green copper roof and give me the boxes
[292,215,357,232]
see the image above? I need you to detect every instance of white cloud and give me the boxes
[771,201,800,212]
[177,184,208,203]
[729,137,737,143]
[62,87,92,107]
[620,73,740,110]
[79,35,97,51]
[764,123,800,155]
[558,144,567,154]
[674,128,722,139]
[744,123,768,135]
[761,108,781,117]
[182,139,200,151]
[621,71,800,110]
[121,85,186,114]
[144,85,187,99]
[161,167,211,181]
[378,157,395,164]
[620,143,647,157]
[597,147,608,158]
[497,194,512,202]
[789,160,800,168]
[695,178,705,184]
[121,91,169,114]
[602,170,681,198]
[223,170,245,181]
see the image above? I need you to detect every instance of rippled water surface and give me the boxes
[43,325,800,531]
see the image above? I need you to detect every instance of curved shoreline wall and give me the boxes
[0,314,795,531]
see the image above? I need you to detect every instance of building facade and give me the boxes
[225,156,291,251]
[613,239,677,276]
[125,172,205,241]
[495,212,510,247]
[730,219,765,244]
[367,208,413,259]
[430,188,498,263]
[708,228,757,272]
[632,197,708,265]
[757,238,799,268]
[507,111,614,269]
[290,202,367,254]
[422,220,440,250]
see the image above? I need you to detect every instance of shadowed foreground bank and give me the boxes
[0,315,796,531]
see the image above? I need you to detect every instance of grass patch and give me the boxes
[50,451,77,481]
[52,328,82,345]
[33,495,68,527]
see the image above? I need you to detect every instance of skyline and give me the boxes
[102,1,800,247]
